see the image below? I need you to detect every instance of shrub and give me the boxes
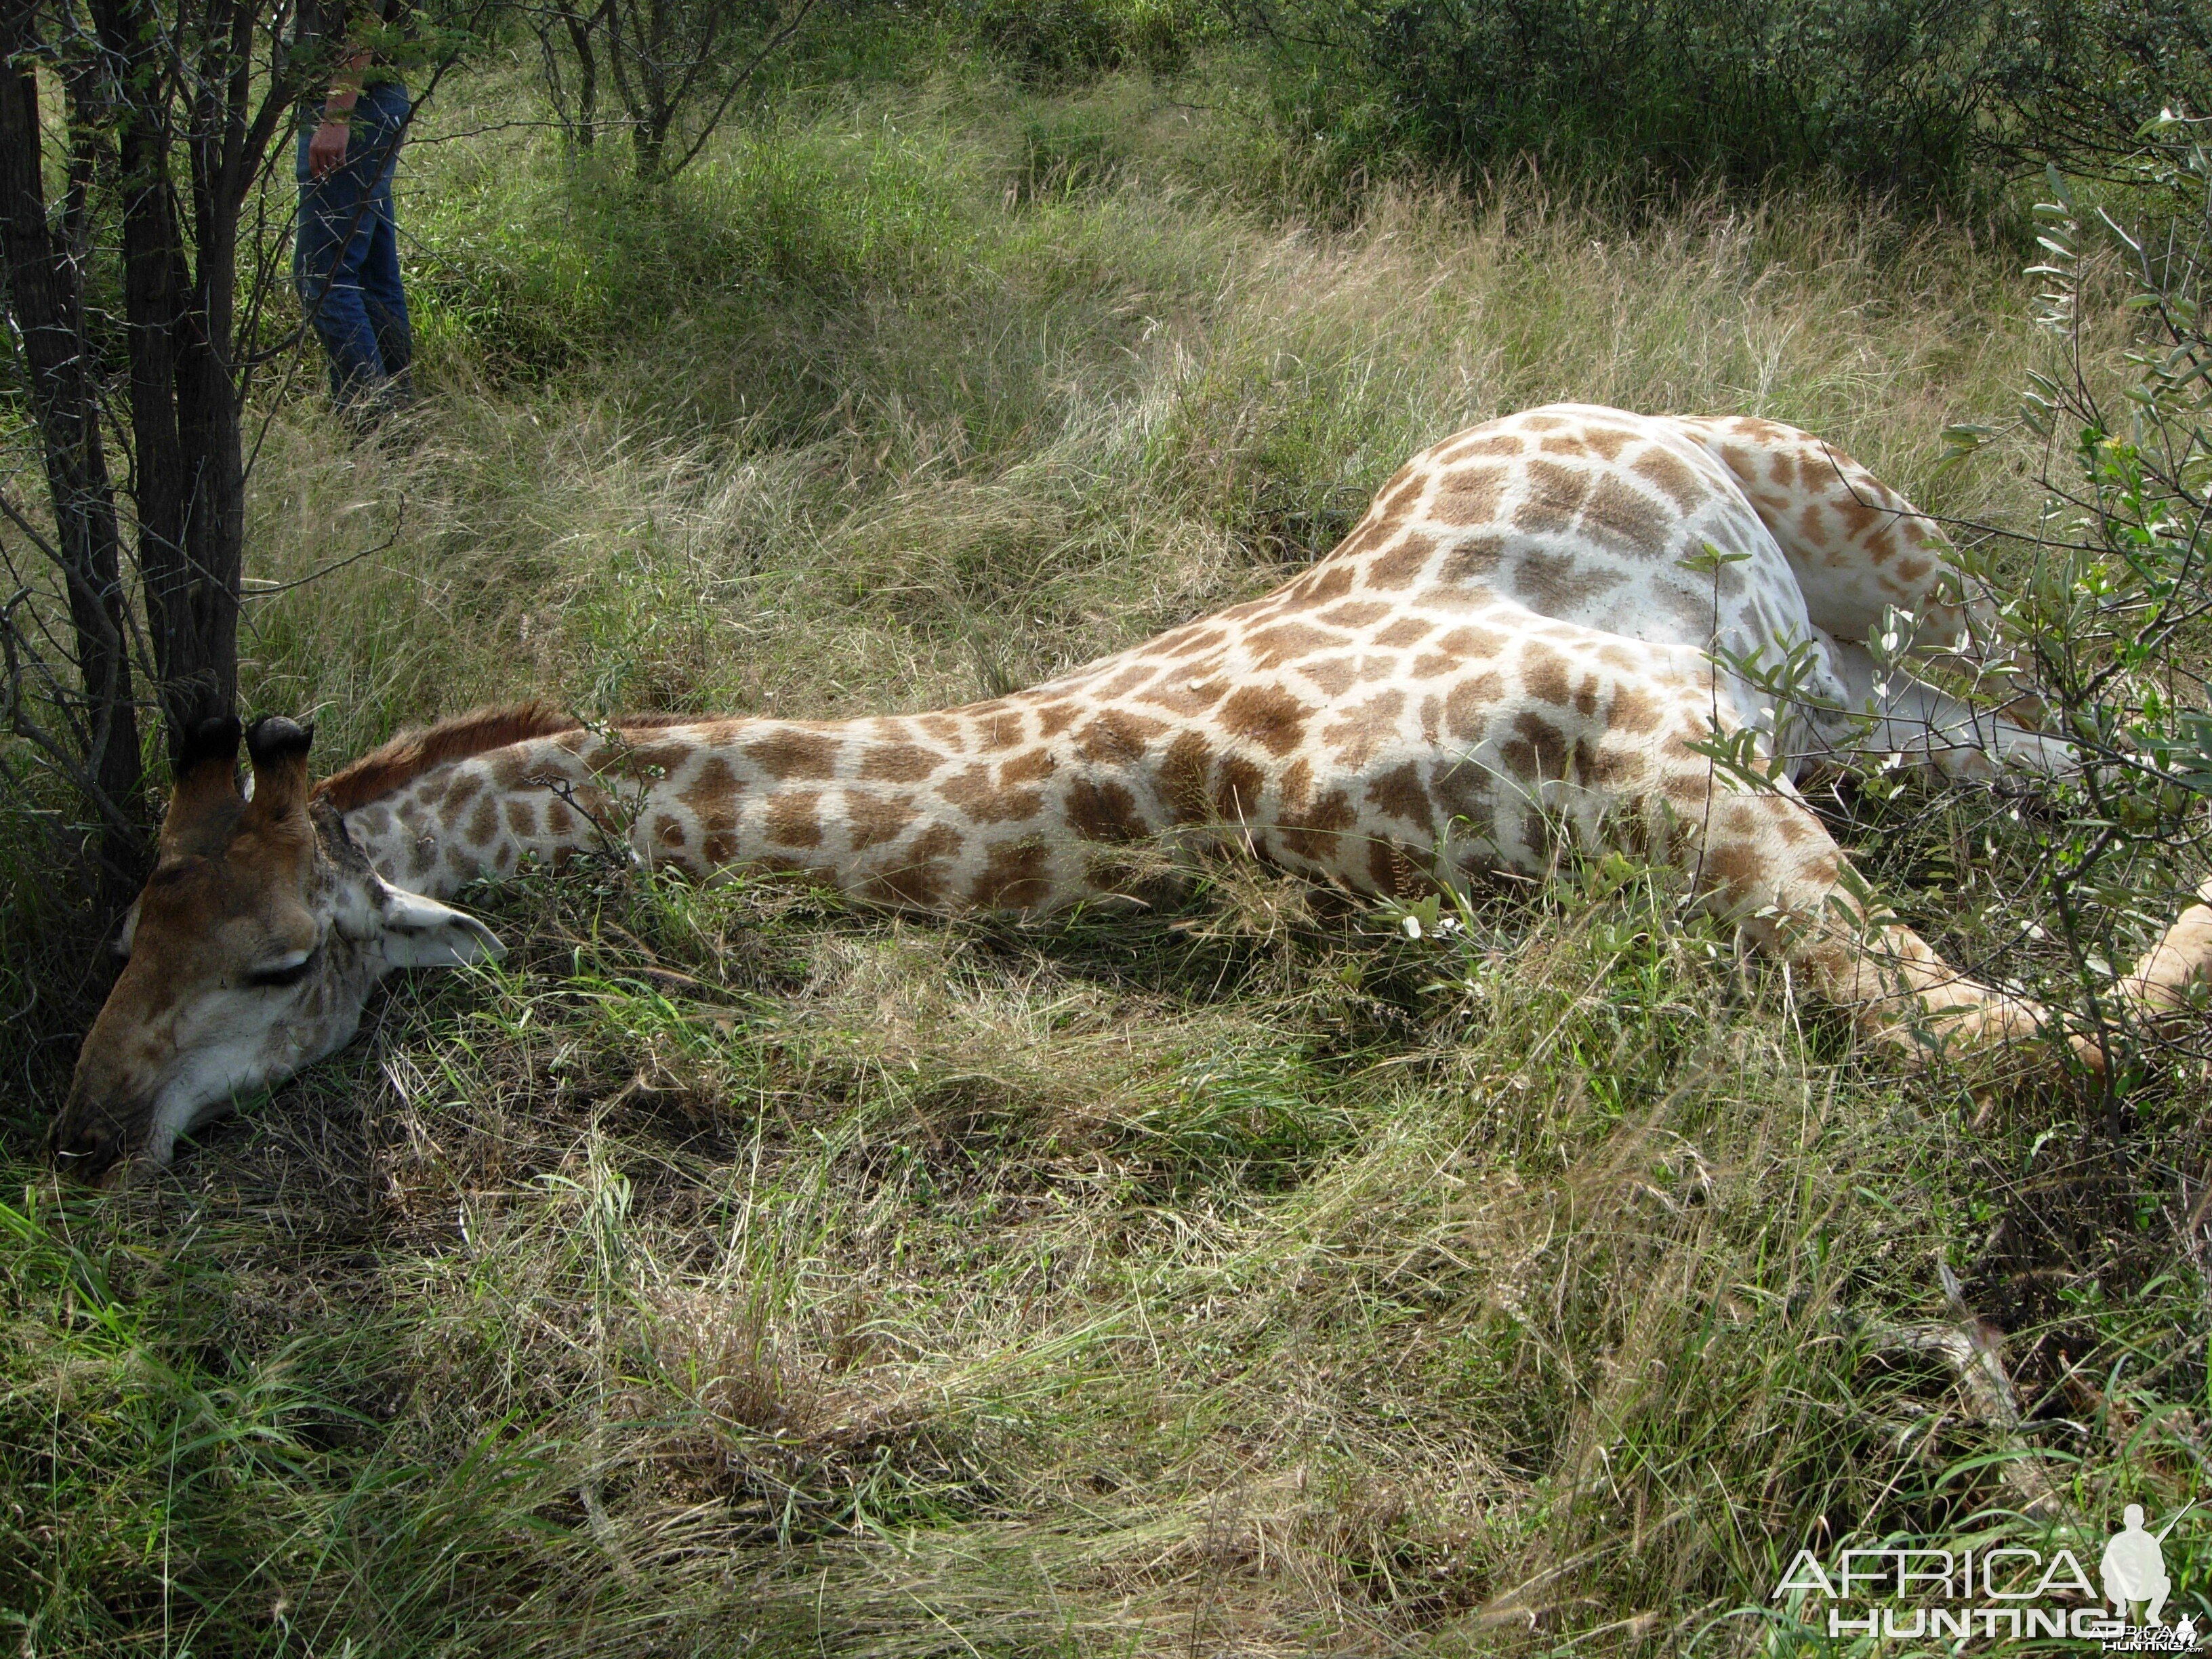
[965,0,1223,81]
[1940,117,2212,1061]
[1248,0,2212,206]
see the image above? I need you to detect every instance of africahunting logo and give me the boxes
[1771,1502,2198,1650]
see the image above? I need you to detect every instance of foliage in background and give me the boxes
[960,0,1225,81]
[1939,116,2212,1073]
[520,0,823,178]
[1205,0,2212,207]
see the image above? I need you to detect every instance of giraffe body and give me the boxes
[336,406,2058,916]
[52,407,2212,1176]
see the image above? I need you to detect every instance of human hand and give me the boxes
[308,119,351,180]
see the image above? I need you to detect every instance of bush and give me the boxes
[965,0,1223,81]
[1939,118,2212,1058]
[1249,0,2212,205]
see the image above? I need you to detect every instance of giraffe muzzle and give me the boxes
[47,1096,143,1184]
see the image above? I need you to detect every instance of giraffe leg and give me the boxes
[2116,878,2212,1029]
[1683,416,2068,778]
[1803,632,2077,783]
[1681,781,2100,1069]
[1678,415,1982,648]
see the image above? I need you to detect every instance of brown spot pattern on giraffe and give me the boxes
[1442,672,1508,741]
[1631,448,1704,513]
[1366,762,1435,834]
[853,744,932,785]
[1322,689,1406,768]
[1300,566,1355,604]
[1501,711,1571,781]
[1522,646,1574,708]
[1067,777,1147,842]
[750,730,838,779]
[1160,732,1214,822]
[1372,617,1434,649]
[1512,549,1630,614]
[1514,459,1591,534]
[1432,466,1510,526]
[1431,760,1496,831]
[1138,674,1233,717]
[1277,783,1356,861]
[1075,710,1165,764]
[1442,431,1524,460]
[682,755,741,814]
[766,792,825,848]
[1246,623,1338,669]
[847,791,919,851]
[1700,838,1767,901]
[1578,476,1670,553]
[974,708,1027,749]
[1213,757,1264,822]
[1364,533,1437,591]
[970,841,1054,909]
[1437,536,1507,587]
[941,763,1044,825]
[1298,657,1358,697]
[1326,518,1397,563]
[1218,685,1313,758]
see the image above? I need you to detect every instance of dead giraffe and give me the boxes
[52,405,2212,1176]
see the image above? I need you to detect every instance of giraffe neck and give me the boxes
[335,693,1197,912]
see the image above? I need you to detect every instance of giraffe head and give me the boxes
[49,715,504,1181]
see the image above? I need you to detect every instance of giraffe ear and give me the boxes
[243,716,315,825]
[332,867,507,968]
[347,876,506,968]
[376,887,508,969]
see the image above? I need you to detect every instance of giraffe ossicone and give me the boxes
[51,405,2212,1178]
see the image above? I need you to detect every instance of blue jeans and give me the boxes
[296,81,412,409]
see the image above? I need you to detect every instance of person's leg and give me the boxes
[359,193,412,405]
[354,85,414,405]
[295,120,389,408]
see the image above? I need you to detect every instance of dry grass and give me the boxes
[4,63,2209,1659]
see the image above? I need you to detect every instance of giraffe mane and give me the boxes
[313,702,698,813]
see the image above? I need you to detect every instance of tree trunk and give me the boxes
[632,112,666,179]
[0,8,148,897]
[563,2,599,146]
[89,0,243,762]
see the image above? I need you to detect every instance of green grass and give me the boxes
[5,60,2212,1658]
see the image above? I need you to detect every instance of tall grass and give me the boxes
[241,70,2059,754]
[3,65,2207,1657]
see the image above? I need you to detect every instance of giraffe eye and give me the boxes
[245,949,319,989]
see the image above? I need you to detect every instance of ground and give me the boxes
[3,58,2209,1658]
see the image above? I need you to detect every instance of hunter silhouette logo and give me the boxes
[1771,1500,2200,1647]
[2104,1505,2175,1626]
